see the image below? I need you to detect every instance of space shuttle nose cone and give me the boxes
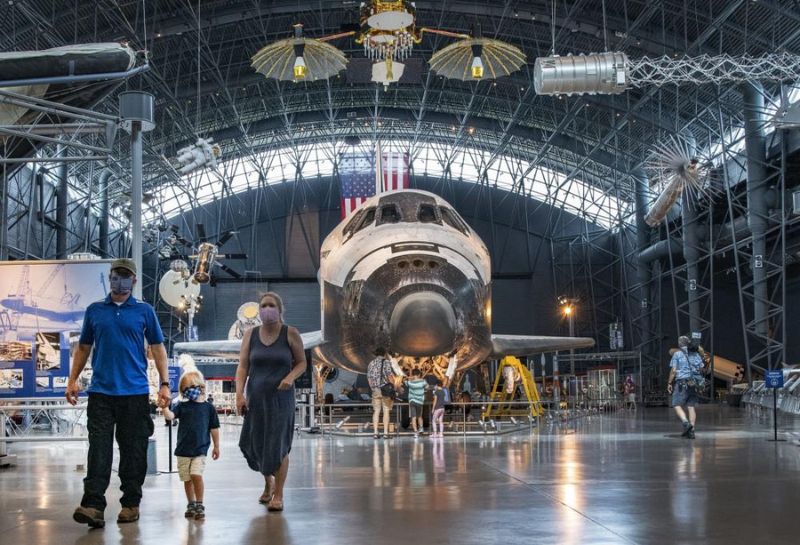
[389,292,456,356]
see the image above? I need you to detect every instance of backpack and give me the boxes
[442,387,451,404]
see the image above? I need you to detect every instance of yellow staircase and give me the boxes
[483,356,545,418]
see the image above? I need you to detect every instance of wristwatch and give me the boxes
[160,381,170,388]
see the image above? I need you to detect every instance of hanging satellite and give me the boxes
[251,2,524,89]
[644,135,715,227]
[227,302,262,340]
[163,224,247,285]
[158,261,201,308]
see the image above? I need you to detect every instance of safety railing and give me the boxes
[304,397,627,437]
[1,399,89,443]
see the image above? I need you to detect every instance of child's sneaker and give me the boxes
[184,502,197,518]
[193,503,205,520]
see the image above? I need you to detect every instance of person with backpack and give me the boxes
[667,336,705,439]
[367,347,396,439]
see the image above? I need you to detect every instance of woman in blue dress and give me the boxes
[236,292,307,511]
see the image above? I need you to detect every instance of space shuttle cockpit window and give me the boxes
[355,207,377,233]
[440,207,468,234]
[343,208,365,236]
[418,204,440,224]
[377,204,401,225]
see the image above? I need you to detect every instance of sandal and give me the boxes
[258,492,273,504]
[267,499,284,512]
[259,476,276,504]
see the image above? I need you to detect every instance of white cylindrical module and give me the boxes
[534,52,629,95]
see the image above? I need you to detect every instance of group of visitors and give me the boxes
[64,259,709,530]
[66,259,306,527]
[366,348,451,439]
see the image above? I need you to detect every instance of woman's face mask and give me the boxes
[259,306,281,324]
[110,274,134,295]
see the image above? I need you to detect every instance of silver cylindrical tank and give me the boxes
[534,52,629,95]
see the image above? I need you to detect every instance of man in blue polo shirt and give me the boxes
[65,258,170,528]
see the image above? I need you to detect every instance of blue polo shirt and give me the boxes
[79,294,165,396]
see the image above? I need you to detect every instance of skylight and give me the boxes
[147,139,627,230]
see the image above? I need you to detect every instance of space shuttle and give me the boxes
[174,190,594,374]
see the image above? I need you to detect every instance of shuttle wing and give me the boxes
[173,330,325,359]
[490,334,595,357]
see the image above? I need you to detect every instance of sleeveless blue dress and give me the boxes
[239,325,295,476]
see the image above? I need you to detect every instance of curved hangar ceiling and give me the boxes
[3,1,799,228]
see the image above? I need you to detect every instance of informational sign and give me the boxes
[168,366,182,393]
[0,260,112,398]
[765,369,784,389]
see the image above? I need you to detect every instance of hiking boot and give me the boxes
[193,503,205,520]
[73,506,105,528]
[117,506,140,523]
[184,502,197,518]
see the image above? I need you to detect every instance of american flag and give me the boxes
[339,148,410,219]
[380,151,410,193]
[339,153,376,219]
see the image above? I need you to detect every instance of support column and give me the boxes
[0,157,8,261]
[742,82,770,371]
[56,145,68,259]
[131,121,143,299]
[119,92,154,301]
[680,137,702,336]
[633,169,652,347]
[98,169,111,257]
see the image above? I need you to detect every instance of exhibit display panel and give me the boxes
[0,260,112,398]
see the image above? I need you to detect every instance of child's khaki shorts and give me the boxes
[177,456,206,481]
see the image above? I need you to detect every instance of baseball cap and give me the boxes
[110,258,137,276]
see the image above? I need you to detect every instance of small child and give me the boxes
[431,380,447,438]
[405,369,427,437]
[163,369,220,520]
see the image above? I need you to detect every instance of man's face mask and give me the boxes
[110,274,134,295]
[259,306,281,324]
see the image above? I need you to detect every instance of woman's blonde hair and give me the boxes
[179,369,205,393]
[259,291,285,319]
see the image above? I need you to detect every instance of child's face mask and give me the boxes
[183,386,202,401]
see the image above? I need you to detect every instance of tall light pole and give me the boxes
[559,297,578,376]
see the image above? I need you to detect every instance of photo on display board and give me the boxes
[36,377,50,389]
[35,332,61,370]
[0,341,33,362]
[53,376,68,389]
[0,369,24,390]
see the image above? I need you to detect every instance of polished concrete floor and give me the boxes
[2,406,800,544]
